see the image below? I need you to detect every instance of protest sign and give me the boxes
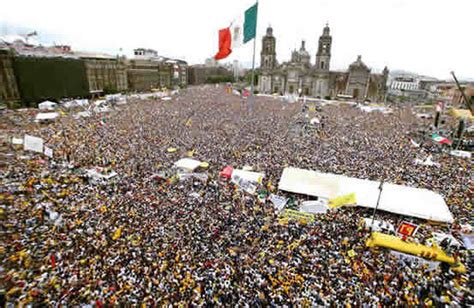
[269,194,287,211]
[397,221,419,237]
[44,147,53,158]
[280,209,315,223]
[24,135,44,153]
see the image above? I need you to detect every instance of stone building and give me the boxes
[452,85,474,108]
[0,48,20,104]
[76,52,128,94]
[126,49,187,91]
[127,58,162,91]
[187,65,233,85]
[258,25,389,101]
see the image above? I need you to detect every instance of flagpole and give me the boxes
[248,0,258,114]
[370,181,384,232]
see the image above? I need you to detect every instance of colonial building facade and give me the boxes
[0,48,20,104]
[258,25,389,101]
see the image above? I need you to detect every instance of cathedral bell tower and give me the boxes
[260,26,276,70]
[315,23,332,71]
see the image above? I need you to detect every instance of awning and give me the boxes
[278,167,454,223]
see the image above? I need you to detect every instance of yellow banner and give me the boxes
[328,193,356,208]
[280,209,315,223]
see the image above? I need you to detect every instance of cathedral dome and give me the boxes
[299,40,310,61]
[349,55,370,71]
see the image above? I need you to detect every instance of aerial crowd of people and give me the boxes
[1,85,472,305]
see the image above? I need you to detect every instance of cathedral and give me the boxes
[258,24,389,101]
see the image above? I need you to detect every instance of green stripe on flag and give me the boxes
[244,3,258,43]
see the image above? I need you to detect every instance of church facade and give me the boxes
[258,25,389,101]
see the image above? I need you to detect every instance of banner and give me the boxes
[44,147,53,158]
[269,194,287,211]
[11,137,23,145]
[232,175,257,194]
[397,221,419,237]
[390,251,440,270]
[328,193,356,208]
[280,209,315,223]
[24,135,44,153]
[300,200,328,214]
[461,234,474,250]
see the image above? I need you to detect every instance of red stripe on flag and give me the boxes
[214,27,232,60]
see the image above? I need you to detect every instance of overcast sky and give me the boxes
[1,0,473,79]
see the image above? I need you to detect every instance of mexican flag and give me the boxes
[214,3,258,60]
[431,133,452,145]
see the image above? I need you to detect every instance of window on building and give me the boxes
[304,88,310,95]
[321,61,325,69]
[289,85,294,93]
[274,86,279,93]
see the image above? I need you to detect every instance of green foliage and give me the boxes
[244,71,260,85]
[205,75,233,84]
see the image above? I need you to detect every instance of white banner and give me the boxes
[270,194,287,211]
[12,137,23,145]
[300,200,329,214]
[24,135,44,153]
[44,146,53,158]
[232,174,257,194]
[390,251,440,271]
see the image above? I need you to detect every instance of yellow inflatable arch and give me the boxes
[366,232,466,273]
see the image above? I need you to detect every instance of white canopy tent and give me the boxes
[35,112,59,122]
[86,168,118,184]
[278,167,454,223]
[174,158,202,172]
[38,100,58,110]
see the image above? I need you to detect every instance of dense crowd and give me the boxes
[1,85,472,305]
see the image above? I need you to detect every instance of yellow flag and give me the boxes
[112,227,122,240]
[185,119,192,127]
[187,150,195,157]
[328,193,356,208]
[347,249,356,258]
